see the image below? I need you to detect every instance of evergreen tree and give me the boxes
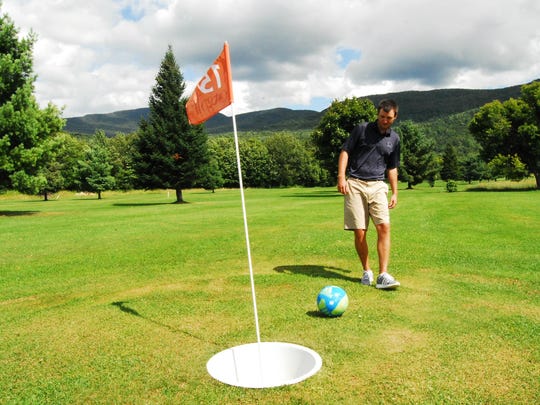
[0,7,64,193]
[397,121,438,189]
[440,143,459,180]
[134,45,209,203]
[77,131,115,199]
[199,156,224,192]
[461,155,486,183]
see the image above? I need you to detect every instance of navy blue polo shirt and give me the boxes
[341,121,400,181]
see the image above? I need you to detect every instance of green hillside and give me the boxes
[364,85,523,122]
[64,83,527,136]
[65,108,149,136]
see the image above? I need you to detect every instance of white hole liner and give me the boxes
[207,342,322,388]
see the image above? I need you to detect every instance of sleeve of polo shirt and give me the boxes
[342,123,366,152]
[387,137,400,169]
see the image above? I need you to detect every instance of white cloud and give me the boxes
[2,0,539,117]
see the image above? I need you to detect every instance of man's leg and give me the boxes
[344,179,372,284]
[374,221,400,289]
[375,222,390,274]
[353,228,369,270]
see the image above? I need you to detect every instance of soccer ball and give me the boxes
[317,286,349,317]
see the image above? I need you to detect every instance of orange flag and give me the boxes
[186,42,234,125]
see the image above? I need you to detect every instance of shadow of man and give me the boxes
[274,265,357,282]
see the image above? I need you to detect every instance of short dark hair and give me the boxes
[378,99,399,115]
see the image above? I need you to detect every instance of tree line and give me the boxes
[1,7,539,202]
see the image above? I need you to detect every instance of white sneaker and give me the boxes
[376,272,400,289]
[361,269,374,286]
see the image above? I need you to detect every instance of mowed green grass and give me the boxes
[1,183,538,404]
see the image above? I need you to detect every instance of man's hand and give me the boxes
[387,167,398,209]
[337,150,349,195]
[337,176,348,195]
[388,193,397,209]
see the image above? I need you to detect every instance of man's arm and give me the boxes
[387,167,398,208]
[337,150,349,195]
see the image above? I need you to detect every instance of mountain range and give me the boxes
[64,83,527,136]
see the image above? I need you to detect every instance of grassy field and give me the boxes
[1,182,539,404]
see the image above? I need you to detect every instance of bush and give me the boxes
[446,180,458,192]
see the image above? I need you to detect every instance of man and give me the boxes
[337,99,401,289]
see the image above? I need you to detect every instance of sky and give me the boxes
[2,0,539,118]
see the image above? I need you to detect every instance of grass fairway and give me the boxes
[1,184,539,404]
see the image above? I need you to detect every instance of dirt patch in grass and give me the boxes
[380,328,430,354]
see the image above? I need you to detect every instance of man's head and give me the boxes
[376,99,398,132]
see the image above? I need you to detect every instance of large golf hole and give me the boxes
[207,341,322,388]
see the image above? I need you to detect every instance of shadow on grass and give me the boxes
[465,186,538,192]
[0,210,39,217]
[112,202,183,207]
[274,264,357,282]
[111,301,215,344]
[305,310,340,319]
[281,190,342,198]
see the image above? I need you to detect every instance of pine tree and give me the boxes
[0,7,64,194]
[440,143,460,181]
[134,45,209,203]
[77,131,115,199]
[398,121,438,189]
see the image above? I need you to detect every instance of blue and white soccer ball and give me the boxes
[317,286,349,317]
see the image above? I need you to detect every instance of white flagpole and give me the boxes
[230,102,261,345]
[205,44,321,389]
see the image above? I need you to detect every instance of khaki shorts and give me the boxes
[344,178,389,230]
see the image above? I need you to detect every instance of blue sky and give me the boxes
[337,48,361,70]
[121,5,144,21]
[2,0,539,117]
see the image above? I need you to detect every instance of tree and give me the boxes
[487,154,529,182]
[77,131,115,199]
[397,121,438,189]
[440,143,460,181]
[16,132,87,201]
[108,132,137,191]
[469,81,540,188]
[311,97,377,184]
[0,7,64,193]
[32,133,75,200]
[207,137,272,188]
[134,45,209,203]
[265,132,322,187]
[461,155,486,183]
[239,138,272,187]
[207,133,323,188]
[298,140,325,187]
[198,155,224,192]
[207,137,238,187]
[54,133,86,191]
